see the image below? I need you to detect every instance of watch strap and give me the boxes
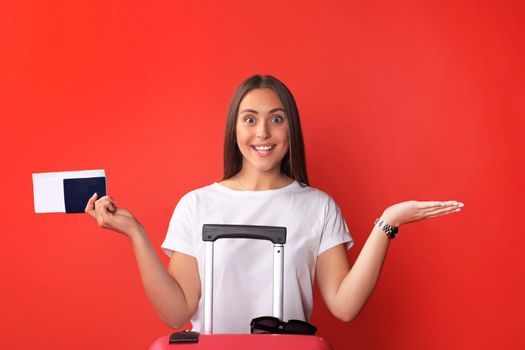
[374,218,399,239]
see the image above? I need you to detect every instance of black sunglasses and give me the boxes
[250,316,317,335]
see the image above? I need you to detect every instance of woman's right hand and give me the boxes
[85,193,143,238]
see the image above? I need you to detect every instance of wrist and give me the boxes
[128,224,146,242]
[380,209,401,228]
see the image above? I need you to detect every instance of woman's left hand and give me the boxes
[380,200,464,227]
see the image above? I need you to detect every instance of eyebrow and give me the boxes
[239,108,286,115]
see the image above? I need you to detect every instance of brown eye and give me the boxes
[272,116,284,124]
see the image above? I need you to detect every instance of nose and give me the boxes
[256,121,271,139]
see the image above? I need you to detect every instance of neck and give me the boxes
[230,168,292,191]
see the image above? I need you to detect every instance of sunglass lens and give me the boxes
[251,317,281,334]
[284,320,317,335]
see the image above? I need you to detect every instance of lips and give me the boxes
[251,144,276,156]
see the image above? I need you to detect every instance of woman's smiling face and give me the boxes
[236,88,290,175]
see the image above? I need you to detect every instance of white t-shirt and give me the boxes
[161,181,353,333]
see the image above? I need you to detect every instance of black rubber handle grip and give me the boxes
[202,224,287,244]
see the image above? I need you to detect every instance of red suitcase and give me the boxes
[148,224,334,349]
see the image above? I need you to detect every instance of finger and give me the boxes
[94,204,113,229]
[424,206,461,218]
[441,200,464,207]
[418,200,463,210]
[417,201,446,209]
[85,193,98,217]
[106,199,117,213]
[97,195,117,203]
[95,196,118,213]
[98,200,117,215]
[427,207,461,218]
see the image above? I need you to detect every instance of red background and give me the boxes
[1,1,524,349]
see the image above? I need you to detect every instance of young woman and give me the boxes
[85,75,463,333]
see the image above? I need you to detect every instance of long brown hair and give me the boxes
[223,75,309,185]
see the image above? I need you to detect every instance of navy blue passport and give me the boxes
[63,177,106,213]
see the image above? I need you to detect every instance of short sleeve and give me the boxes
[161,193,197,258]
[318,196,354,255]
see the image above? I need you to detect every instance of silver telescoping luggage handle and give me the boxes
[202,224,287,334]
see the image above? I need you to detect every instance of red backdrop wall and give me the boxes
[1,1,524,349]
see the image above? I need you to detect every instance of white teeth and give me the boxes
[254,145,273,151]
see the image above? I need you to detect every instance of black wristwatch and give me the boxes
[374,218,399,239]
